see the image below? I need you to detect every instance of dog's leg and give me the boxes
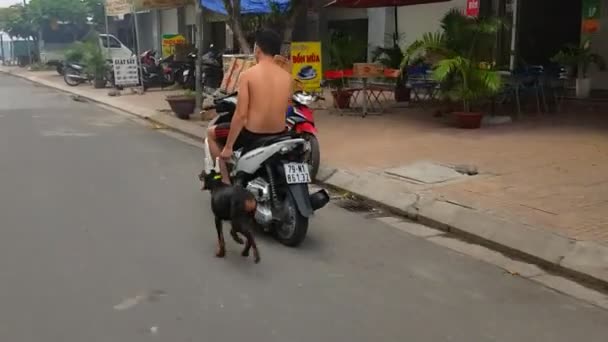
[241,231,251,257]
[241,231,260,264]
[215,217,226,258]
[230,229,245,244]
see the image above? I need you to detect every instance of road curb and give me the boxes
[4,69,607,292]
[316,165,608,292]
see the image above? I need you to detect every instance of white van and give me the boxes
[41,34,133,74]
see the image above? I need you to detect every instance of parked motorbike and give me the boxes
[202,104,330,247]
[201,46,224,90]
[208,91,322,180]
[178,52,197,90]
[139,50,175,90]
[179,45,224,91]
[63,60,116,88]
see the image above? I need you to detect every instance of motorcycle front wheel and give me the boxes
[63,67,83,87]
[274,194,309,247]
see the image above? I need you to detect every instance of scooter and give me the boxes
[63,60,117,88]
[181,45,224,92]
[139,50,175,90]
[207,91,322,180]
[201,112,330,247]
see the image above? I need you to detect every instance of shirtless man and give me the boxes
[207,29,292,184]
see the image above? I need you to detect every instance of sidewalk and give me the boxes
[3,66,607,289]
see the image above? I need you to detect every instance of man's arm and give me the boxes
[224,71,250,150]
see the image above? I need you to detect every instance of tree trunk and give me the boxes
[282,0,306,43]
[222,0,251,54]
[230,19,251,54]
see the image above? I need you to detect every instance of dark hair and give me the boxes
[255,29,282,56]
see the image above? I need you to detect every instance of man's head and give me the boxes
[254,29,282,62]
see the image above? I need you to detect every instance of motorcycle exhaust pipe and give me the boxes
[310,189,330,211]
[66,73,87,80]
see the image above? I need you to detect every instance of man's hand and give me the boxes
[220,146,233,161]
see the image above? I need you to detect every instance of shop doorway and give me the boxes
[517,0,582,66]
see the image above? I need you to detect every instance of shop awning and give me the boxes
[201,0,290,14]
[324,0,449,8]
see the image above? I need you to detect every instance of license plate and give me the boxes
[284,163,311,184]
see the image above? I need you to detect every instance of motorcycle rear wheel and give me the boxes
[274,195,309,247]
[63,67,83,87]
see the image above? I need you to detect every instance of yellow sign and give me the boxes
[162,34,186,57]
[291,42,322,92]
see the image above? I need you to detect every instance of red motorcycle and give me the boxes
[287,92,321,180]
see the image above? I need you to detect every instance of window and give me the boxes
[101,36,122,48]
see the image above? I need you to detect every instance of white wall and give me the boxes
[367,7,392,57]
[397,0,468,46]
[324,8,367,21]
[160,8,179,35]
[185,4,196,26]
[589,0,608,89]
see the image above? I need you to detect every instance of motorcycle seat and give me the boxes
[239,132,295,154]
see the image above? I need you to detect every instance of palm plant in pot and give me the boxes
[83,42,109,89]
[409,10,503,128]
[328,31,367,109]
[551,39,606,99]
[166,89,196,120]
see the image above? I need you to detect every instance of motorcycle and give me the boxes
[201,46,224,90]
[181,45,224,92]
[209,91,322,180]
[201,105,330,247]
[63,60,117,88]
[139,50,175,90]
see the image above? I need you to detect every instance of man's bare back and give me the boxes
[242,61,292,134]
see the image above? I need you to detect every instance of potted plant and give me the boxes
[409,10,503,128]
[551,39,606,99]
[83,42,108,89]
[328,31,366,108]
[166,90,196,120]
[372,44,411,102]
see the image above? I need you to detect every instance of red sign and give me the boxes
[466,0,480,17]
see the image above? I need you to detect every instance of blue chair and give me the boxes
[407,65,439,106]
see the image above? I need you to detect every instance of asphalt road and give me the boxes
[1,74,607,342]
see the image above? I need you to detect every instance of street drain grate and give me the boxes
[334,197,388,218]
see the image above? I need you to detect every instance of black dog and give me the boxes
[200,171,260,263]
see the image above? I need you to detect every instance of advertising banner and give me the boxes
[466,0,480,17]
[113,57,140,86]
[162,34,186,57]
[105,0,131,16]
[134,0,190,10]
[290,42,322,92]
[582,0,601,33]
[106,0,190,16]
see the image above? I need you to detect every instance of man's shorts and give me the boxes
[213,123,285,150]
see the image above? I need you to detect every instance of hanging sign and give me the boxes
[133,0,190,10]
[113,57,140,86]
[106,0,189,16]
[466,0,480,18]
[290,42,322,92]
[105,0,132,16]
[582,0,601,33]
